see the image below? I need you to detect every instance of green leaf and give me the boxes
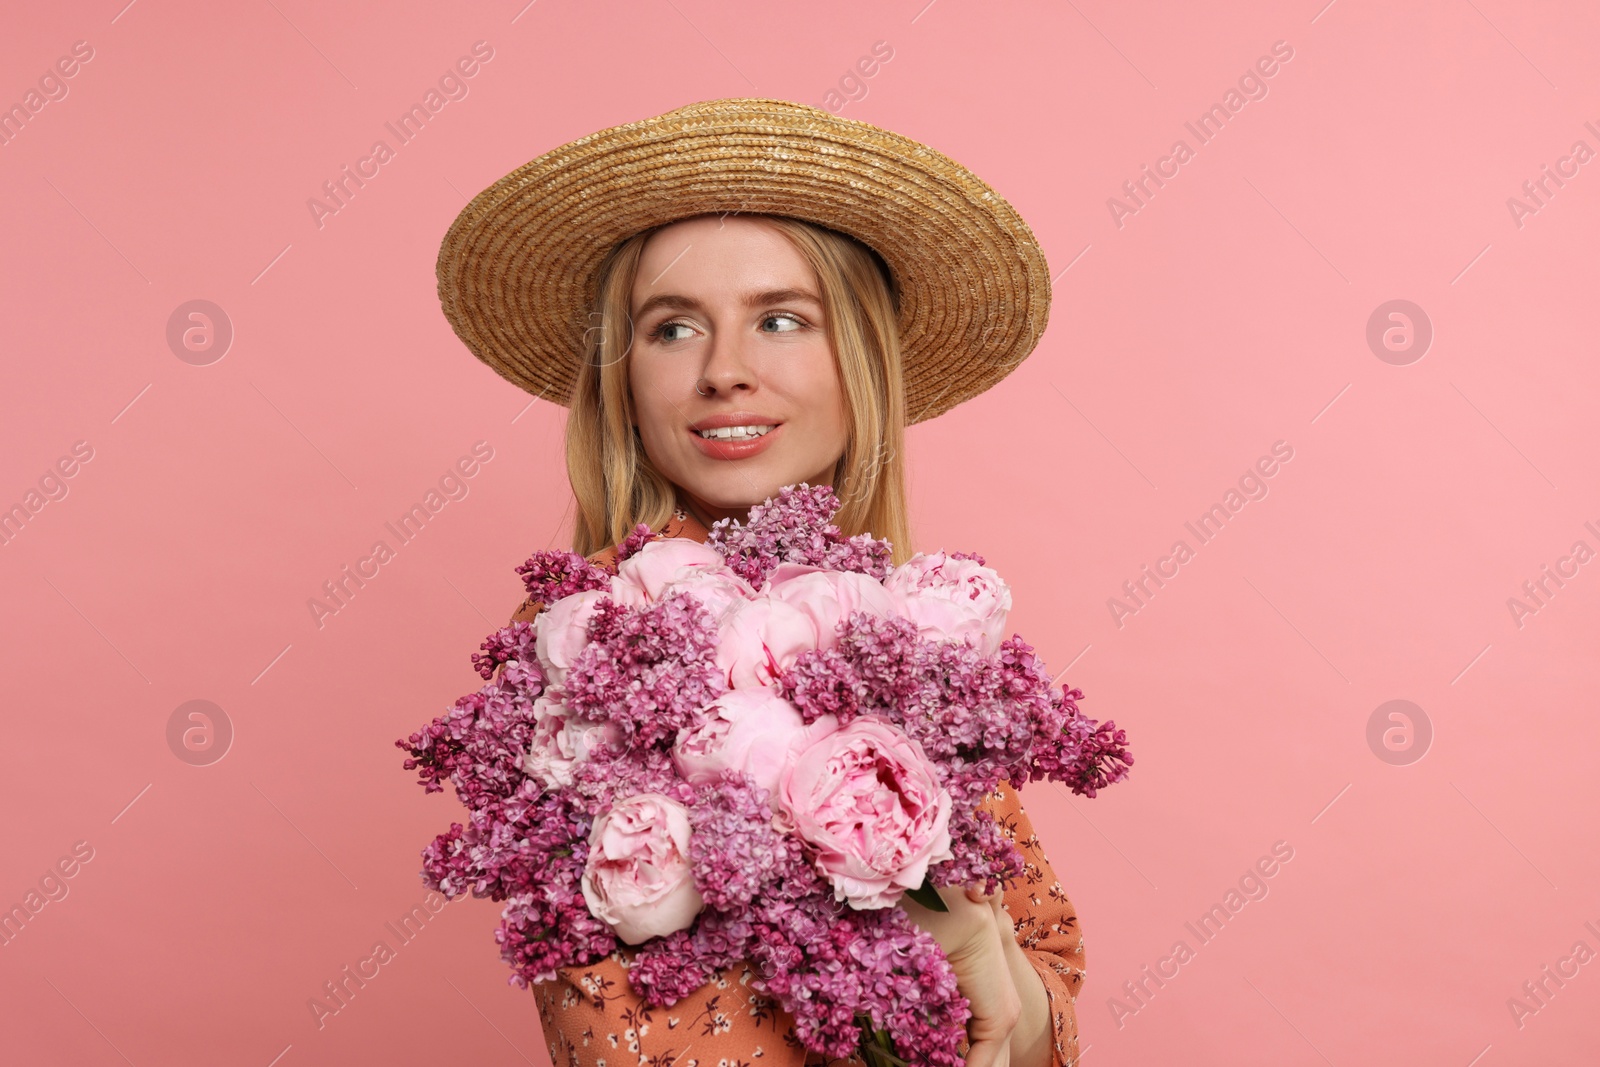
[859,1032,910,1067]
[856,1012,911,1067]
[902,877,948,913]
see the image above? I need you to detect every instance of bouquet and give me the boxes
[397,483,1132,1065]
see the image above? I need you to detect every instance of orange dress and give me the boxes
[503,507,1087,1066]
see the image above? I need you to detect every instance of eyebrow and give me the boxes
[632,287,823,320]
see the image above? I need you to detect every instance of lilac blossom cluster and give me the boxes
[397,483,1132,1065]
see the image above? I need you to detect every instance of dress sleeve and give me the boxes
[509,595,544,626]
[533,952,821,1067]
[985,779,1087,1067]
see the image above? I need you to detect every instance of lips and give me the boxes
[687,420,784,461]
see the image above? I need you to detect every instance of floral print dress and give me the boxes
[507,508,1088,1066]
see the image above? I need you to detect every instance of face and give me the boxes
[627,215,850,528]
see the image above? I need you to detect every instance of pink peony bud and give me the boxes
[615,538,732,602]
[520,691,620,790]
[580,793,704,944]
[673,687,808,796]
[883,551,1013,654]
[774,715,954,910]
[713,596,817,690]
[763,562,896,650]
[534,579,646,687]
[658,566,758,625]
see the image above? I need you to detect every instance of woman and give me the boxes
[437,99,1085,1066]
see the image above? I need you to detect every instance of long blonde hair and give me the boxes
[563,213,915,565]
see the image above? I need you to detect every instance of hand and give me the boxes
[899,883,1022,1067]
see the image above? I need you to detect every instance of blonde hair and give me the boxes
[563,213,915,565]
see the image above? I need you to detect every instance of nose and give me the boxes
[694,320,759,398]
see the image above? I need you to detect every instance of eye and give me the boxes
[649,319,695,343]
[760,313,806,333]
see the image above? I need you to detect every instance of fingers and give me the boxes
[904,885,1004,958]
[965,882,991,903]
[965,1035,1007,1067]
[990,892,1014,931]
[909,883,1022,1067]
[960,1036,1011,1067]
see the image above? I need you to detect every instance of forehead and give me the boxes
[630,216,814,296]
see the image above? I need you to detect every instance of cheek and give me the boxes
[794,343,848,428]
[633,401,672,451]
[626,367,660,432]
[629,393,690,471]
[630,360,694,433]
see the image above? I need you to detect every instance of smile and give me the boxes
[695,424,776,441]
[687,421,784,460]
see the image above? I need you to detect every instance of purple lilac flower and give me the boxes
[561,590,726,749]
[747,876,968,1066]
[471,620,538,680]
[614,521,659,562]
[780,611,926,725]
[498,876,618,988]
[776,643,868,725]
[416,787,614,986]
[931,803,1026,896]
[513,548,616,605]
[707,482,892,587]
[396,674,544,807]
[567,745,687,811]
[1027,685,1134,798]
[628,908,755,1005]
[685,772,801,911]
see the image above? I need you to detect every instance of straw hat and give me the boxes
[436,97,1051,426]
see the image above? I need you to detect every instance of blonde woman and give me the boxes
[438,98,1086,1067]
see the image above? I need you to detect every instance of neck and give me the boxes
[677,491,747,532]
[674,464,841,534]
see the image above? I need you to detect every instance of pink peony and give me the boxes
[580,793,704,944]
[658,566,759,625]
[673,687,808,796]
[714,596,817,690]
[883,551,1013,655]
[534,580,646,687]
[763,562,897,650]
[774,715,954,909]
[615,538,732,602]
[520,691,620,790]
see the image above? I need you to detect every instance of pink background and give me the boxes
[3,1,1596,1063]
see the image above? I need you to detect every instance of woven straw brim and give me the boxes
[436,97,1051,426]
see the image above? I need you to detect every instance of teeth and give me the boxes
[697,424,775,441]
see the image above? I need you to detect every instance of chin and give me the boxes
[682,468,806,509]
